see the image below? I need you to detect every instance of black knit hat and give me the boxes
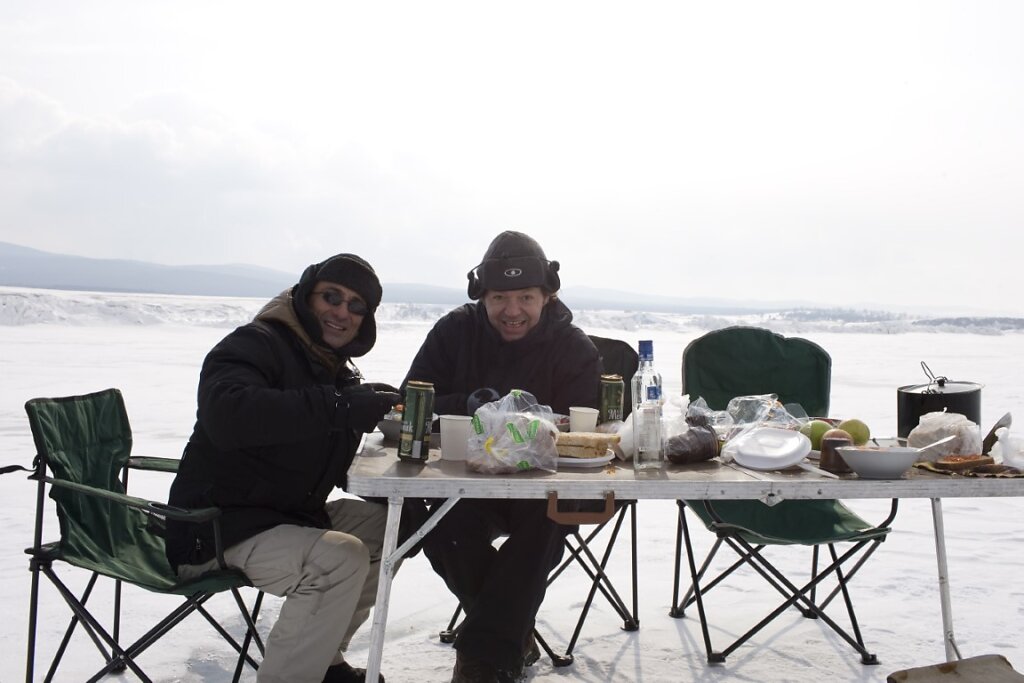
[292,253,381,357]
[466,231,561,300]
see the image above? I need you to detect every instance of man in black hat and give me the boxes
[402,231,602,682]
[166,253,400,683]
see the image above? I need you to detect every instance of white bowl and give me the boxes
[836,446,919,479]
[377,412,438,441]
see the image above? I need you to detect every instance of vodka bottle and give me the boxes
[632,339,664,470]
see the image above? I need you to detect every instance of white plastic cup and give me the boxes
[439,415,473,461]
[569,406,600,433]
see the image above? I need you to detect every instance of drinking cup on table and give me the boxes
[439,415,473,461]
[820,435,853,474]
[569,406,600,433]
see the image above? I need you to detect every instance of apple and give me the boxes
[838,418,871,445]
[799,419,834,450]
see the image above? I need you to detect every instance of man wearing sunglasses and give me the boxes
[403,231,602,683]
[166,253,400,683]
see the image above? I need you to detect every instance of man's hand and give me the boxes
[336,384,402,434]
[466,387,500,416]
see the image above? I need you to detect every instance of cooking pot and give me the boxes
[897,362,982,438]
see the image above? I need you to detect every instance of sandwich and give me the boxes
[556,431,620,459]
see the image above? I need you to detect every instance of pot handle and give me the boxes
[921,361,948,388]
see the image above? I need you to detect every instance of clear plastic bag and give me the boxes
[466,389,559,474]
[710,394,803,464]
[907,411,982,462]
[993,427,1024,468]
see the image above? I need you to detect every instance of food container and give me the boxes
[897,362,982,438]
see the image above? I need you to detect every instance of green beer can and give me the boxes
[599,374,625,423]
[398,380,435,464]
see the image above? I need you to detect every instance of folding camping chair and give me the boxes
[439,335,640,666]
[669,326,898,665]
[22,388,264,682]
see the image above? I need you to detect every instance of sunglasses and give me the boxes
[314,289,369,316]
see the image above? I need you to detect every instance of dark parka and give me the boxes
[403,298,601,416]
[165,292,367,570]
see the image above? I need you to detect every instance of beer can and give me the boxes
[398,380,435,463]
[599,374,625,424]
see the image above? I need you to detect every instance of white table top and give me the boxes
[346,433,1023,503]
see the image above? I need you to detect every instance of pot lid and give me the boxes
[898,381,982,395]
[899,361,984,395]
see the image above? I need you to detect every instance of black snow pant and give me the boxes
[423,498,571,670]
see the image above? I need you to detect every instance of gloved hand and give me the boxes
[336,384,402,434]
[466,387,500,416]
[364,381,401,396]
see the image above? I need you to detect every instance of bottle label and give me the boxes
[646,386,661,401]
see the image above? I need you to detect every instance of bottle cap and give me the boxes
[638,339,654,361]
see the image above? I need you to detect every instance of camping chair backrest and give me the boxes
[682,326,831,417]
[588,335,641,419]
[25,388,172,590]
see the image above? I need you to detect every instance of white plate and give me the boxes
[557,450,615,468]
[730,427,811,471]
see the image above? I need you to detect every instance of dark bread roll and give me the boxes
[666,426,719,464]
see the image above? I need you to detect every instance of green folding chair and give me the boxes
[669,326,898,665]
[439,335,641,667]
[22,388,264,682]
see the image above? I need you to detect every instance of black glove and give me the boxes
[336,384,401,434]
[466,387,500,416]
[363,382,401,396]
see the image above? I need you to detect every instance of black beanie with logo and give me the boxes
[466,231,561,300]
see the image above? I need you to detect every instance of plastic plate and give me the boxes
[557,450,615,468]
[731,427,811,471]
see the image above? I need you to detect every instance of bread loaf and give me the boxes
[932,454,993,472]
[556,431,620,459]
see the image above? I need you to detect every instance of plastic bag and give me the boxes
[906,411,982,462]
[991,427,1024,468]
[713,394,803,464]
[466,389,559,474]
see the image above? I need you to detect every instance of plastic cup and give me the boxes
[439,415,473,461]
[569,406,599,433]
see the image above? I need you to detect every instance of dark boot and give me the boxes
[322,660,385,683]
[451,651,525,683]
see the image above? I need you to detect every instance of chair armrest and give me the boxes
[40,476,222,524]
[128,456,180,474]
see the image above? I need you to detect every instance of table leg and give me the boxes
[363,496,462,682]
[930,497,961,661]
[365,496,403,683]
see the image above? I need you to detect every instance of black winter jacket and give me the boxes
[165,312,364,570]
[403,298,601,416]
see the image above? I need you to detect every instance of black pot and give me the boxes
[896,379,982,438]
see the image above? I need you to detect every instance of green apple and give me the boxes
[838,418,871,445]
[799,419,833,450]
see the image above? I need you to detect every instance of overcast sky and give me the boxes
[2,1,1022,315]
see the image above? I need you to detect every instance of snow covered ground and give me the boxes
[1,287,1023,682]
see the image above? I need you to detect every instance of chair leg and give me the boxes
[40,567,152,683]
[532,629,573,667]
[439,603,462,644]
[716,536,881,664]
[26,559,41,683]
[672,502,722,663]
[232,589,266,683]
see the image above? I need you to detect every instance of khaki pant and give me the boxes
[178,498,387,683]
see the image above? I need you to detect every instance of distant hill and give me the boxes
[0,241,295,298]
[0,240,790,312]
